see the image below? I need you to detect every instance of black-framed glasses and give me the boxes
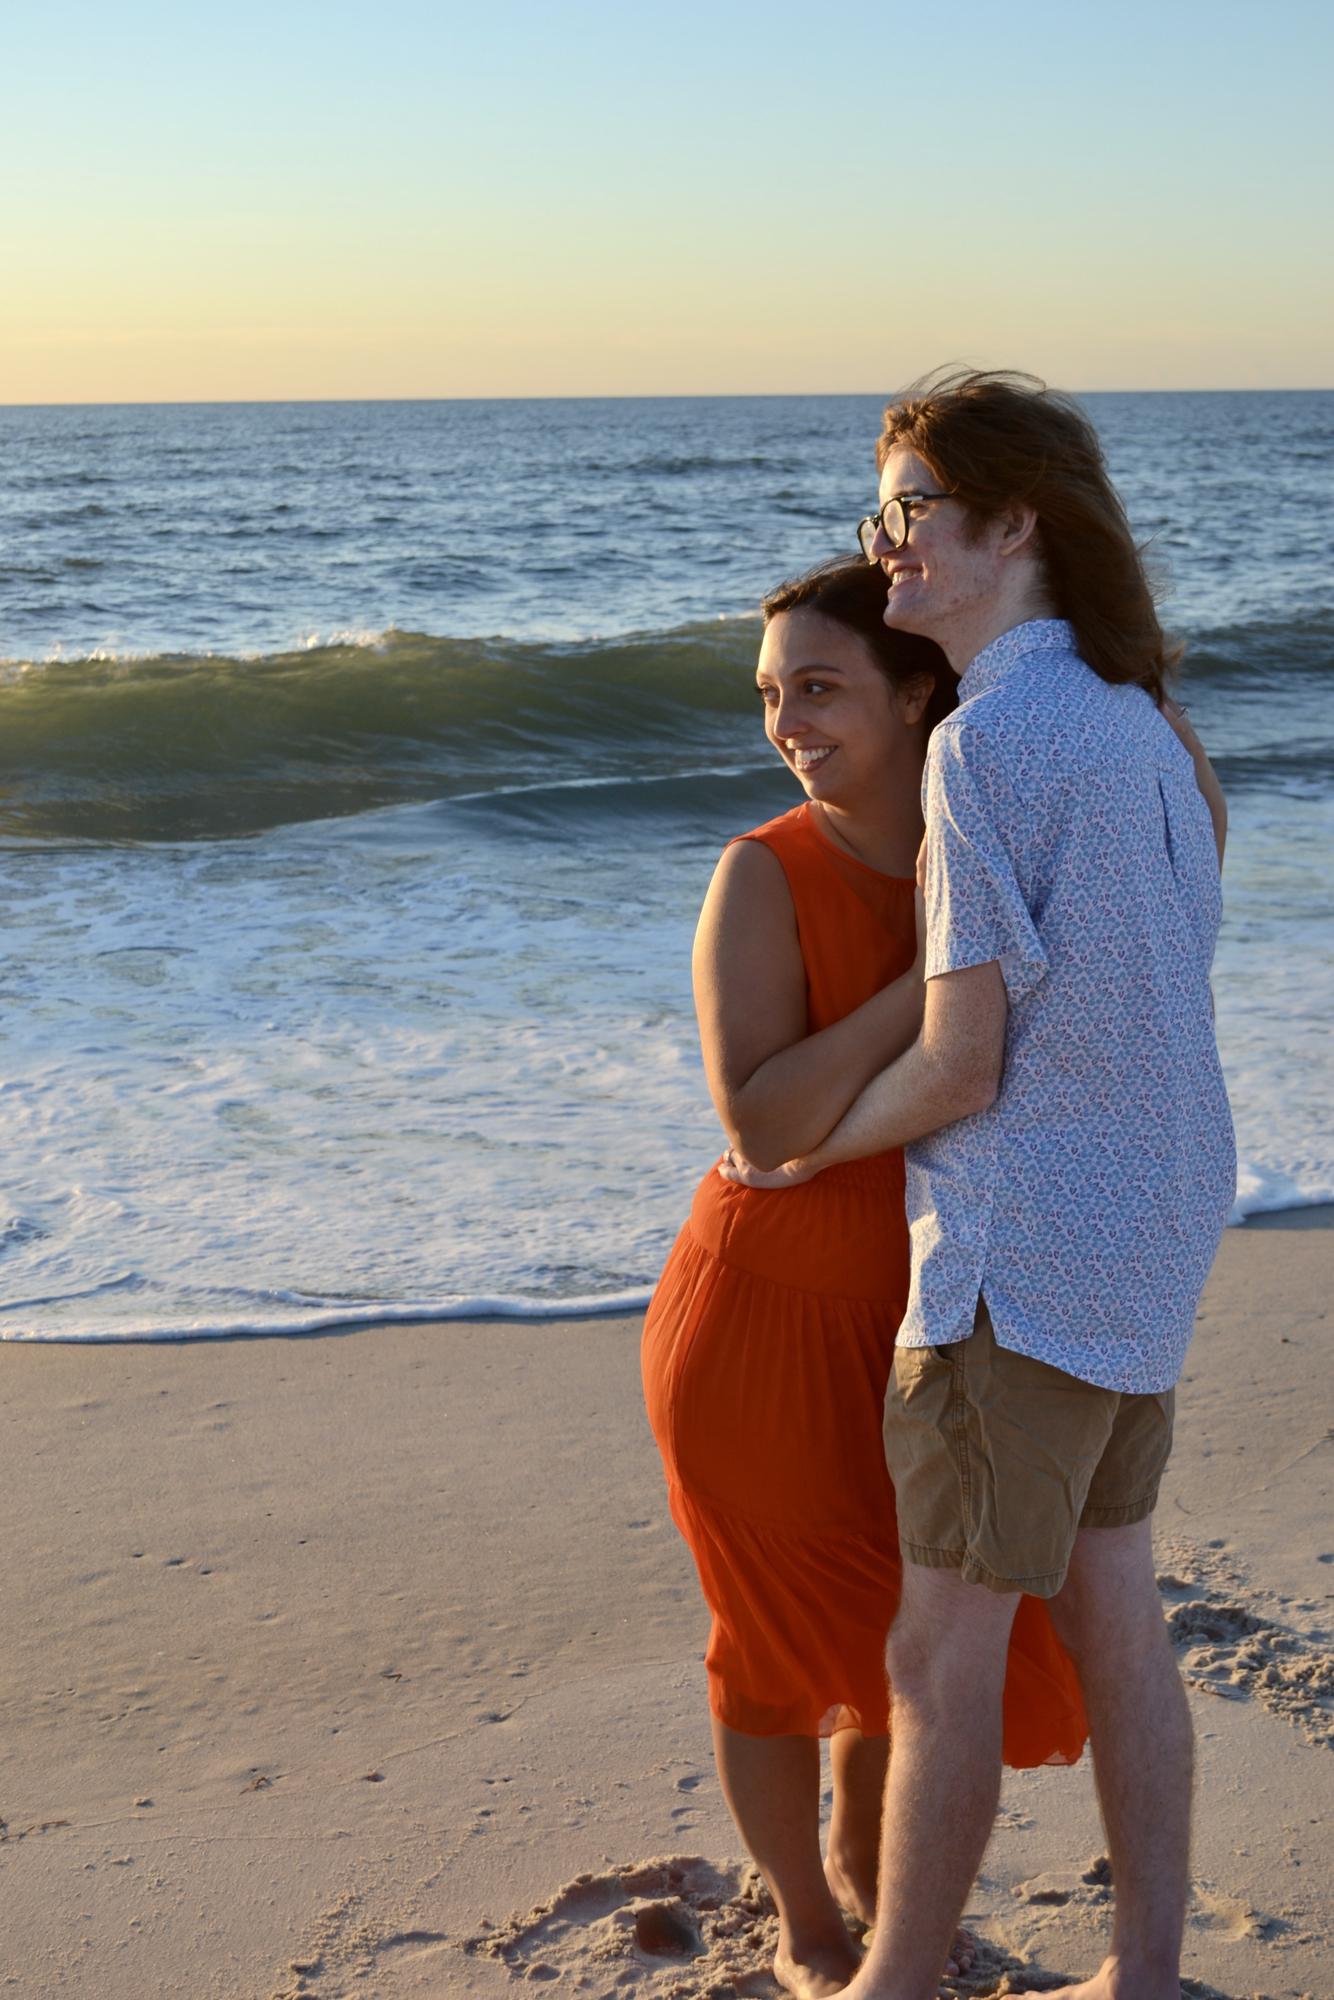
[857,492,953,562]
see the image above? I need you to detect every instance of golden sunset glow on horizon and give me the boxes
[5,0,1332,402]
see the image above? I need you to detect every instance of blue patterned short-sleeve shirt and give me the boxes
[900,620,1235,1394]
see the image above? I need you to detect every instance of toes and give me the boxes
[945,1938,973,1973]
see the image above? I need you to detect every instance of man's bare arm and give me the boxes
[808,958,1008,1165]
[722,959,1008,1188]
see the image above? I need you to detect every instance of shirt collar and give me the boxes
[957,619,1077,703]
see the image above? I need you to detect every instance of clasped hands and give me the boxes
[716,1144,821,1190]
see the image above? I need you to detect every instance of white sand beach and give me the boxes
[1,1209,1329,1999]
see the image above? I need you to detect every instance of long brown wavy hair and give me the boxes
[876,369,1180,705]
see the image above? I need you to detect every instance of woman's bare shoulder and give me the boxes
[702,832,796,927]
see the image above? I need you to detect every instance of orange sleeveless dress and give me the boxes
[642,803,1087,1763]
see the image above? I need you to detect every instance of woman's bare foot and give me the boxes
[823,1846,876,1928]
[946,1926,978,1976]
[773,1919,862,1999]
[824,1849,975,1977]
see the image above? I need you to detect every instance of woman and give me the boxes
[641,556,1088,2000]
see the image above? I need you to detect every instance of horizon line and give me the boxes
[2,384,1331,412]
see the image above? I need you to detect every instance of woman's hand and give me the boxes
[913,833,928,976]
[1161,697,1227,868]
[717,1146,823,1190]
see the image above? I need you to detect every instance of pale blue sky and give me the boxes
[4,0,1331,398]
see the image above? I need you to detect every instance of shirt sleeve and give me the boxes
[923,723,1049,1005]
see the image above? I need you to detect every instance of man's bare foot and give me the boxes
[773,1921,861,1999]
[824,1854,975,1978]
[854,1922,977,1980]
[1014,1953,1179,1999]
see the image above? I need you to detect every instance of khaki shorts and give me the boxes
[884,1300,1174,1598]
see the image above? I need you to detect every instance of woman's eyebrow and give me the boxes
[756,662,846,684]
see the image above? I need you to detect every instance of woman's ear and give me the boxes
[897,674,936,728]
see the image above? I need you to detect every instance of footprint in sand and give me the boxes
[999,1851,1282,2000]
[1157,1555,1334,1750]
[1006,1855,1116,1964]
[1191,1884,1284,1943]
[273,1912,448,1998]
[466,1855,781,1993]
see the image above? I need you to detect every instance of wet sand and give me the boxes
[0,1209,1329,1998]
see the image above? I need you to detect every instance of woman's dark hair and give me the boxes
[761,555,956,732]
[877,368,1180,705]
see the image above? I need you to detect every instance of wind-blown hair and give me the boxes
[876,369,1180,705]
[761,556,956,732]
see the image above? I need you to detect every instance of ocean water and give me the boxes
[1,393,1330,1341]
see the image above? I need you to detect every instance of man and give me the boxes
[724,371,1234,2000]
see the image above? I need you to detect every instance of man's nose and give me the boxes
[868,519,893,560]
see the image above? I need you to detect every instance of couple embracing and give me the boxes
[642,371,1234,2000]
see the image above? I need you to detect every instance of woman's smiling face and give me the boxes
[756,608,930,809]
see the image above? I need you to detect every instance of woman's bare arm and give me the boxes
[1164,699,1227,868]
[692,840,925,1171]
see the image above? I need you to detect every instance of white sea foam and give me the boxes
[0,770,1329,1343]
[1209,784,1334,1226]
[1233,1163,1332,1220]
[290,625,394,653]
[0,1289,657,1344]
[0,802,722,1341]
[1,626,399,671]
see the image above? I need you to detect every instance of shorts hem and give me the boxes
[899,1540,1066,1599]
[1081,1491,1160,1529]
[898,1540,967,1572]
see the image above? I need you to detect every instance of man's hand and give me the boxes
[716,1146,823,1190]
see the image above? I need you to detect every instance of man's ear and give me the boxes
[997,500,1042,560]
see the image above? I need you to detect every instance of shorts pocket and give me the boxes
[893,1342,945,1383]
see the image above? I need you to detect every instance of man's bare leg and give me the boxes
[1019,1517,1192,2000]
[839,1564,1019,2000]
[711,1718,860,1998]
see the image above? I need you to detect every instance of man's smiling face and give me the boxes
[874,445,1008,651]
